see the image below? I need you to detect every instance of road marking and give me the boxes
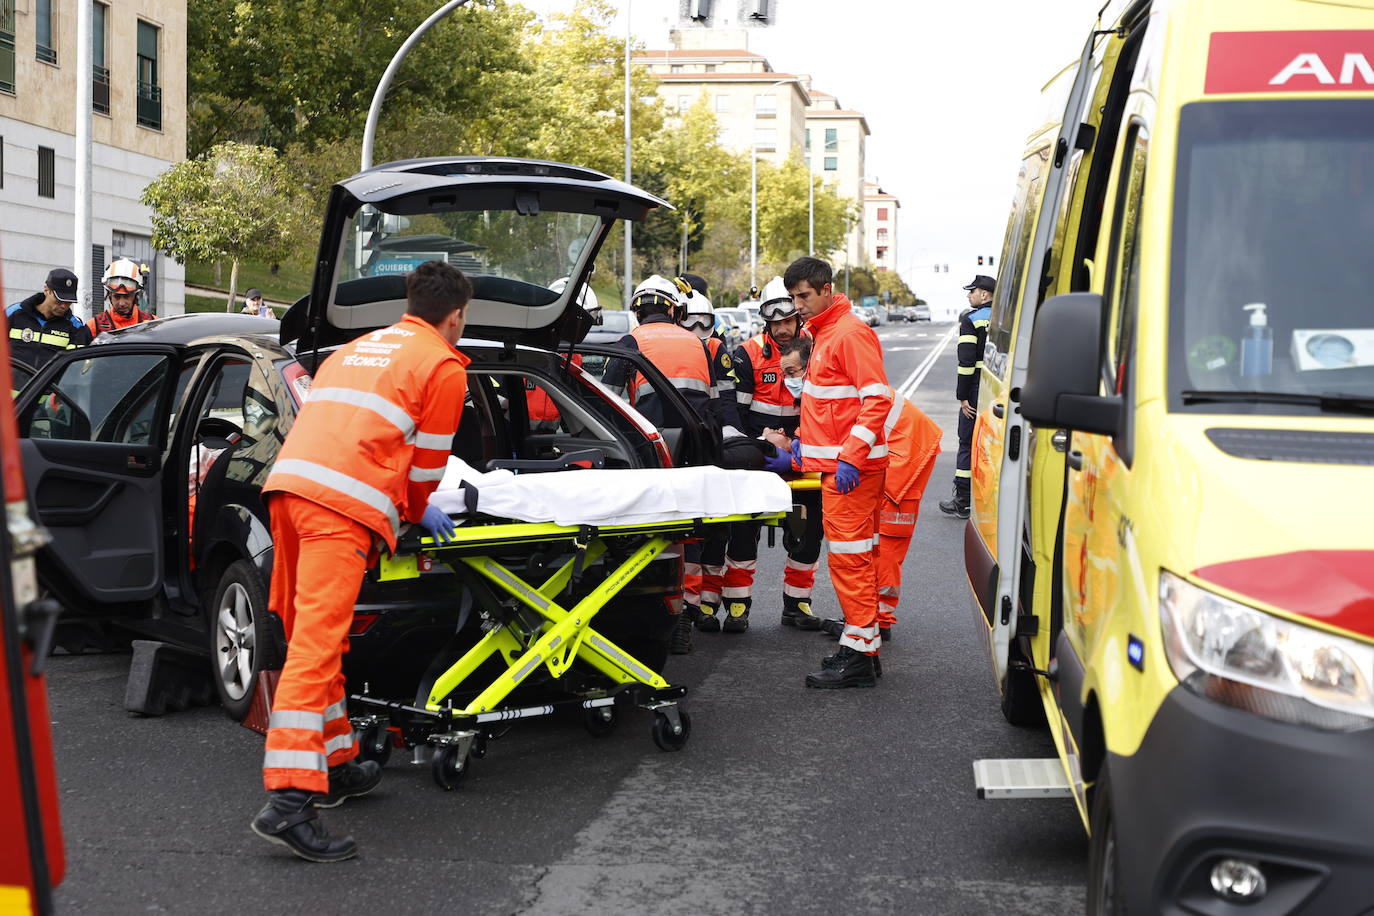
[894,324,957,399]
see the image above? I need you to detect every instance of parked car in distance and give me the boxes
[583,307,637,347]
[911,303,931,322]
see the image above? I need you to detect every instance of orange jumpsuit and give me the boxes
[873,390,942,629]
[797,294,892,655]
[260,314,468,793]
[87,305,153,335]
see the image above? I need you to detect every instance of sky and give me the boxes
[519,0,1102,313]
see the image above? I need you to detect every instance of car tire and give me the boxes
[1000,638,1047,727]
[209,559,270,721]
[1087,764,1127,915]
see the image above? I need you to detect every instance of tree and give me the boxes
[142,143,315,311]
[755,154,855,266]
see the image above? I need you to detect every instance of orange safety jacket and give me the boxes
[735,331,804,436]
[881,387,942,503]
[798,294,892,473]
[263,313,469,551]
[629,318,714,416]
[527,353,582,423]
[88,306,153,336]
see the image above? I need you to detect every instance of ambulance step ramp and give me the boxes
[973,758,1073,799]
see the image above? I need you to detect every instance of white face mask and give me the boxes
[783,375,805,398]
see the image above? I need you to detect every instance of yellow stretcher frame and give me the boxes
[352,505,795,786]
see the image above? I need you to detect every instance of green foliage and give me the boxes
[756,154,855,265]
[142,142,313,267]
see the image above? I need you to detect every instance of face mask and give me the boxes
[783,376,805,398]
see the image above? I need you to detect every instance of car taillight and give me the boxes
[349,613,380,636]
[280,361,313,409]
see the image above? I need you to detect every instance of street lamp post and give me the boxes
[807,159,814,256]
[750,77,794,292]
[623,0,633,309]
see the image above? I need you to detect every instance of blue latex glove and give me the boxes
[763,441,796,473]
[419,502,457,543]
[834,460,860,494]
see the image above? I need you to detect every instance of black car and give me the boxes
[15,157,713,718]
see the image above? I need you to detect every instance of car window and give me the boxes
[599,311,635,334]
[9,359,36,396]
[24,352,173,445]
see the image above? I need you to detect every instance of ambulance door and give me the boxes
[975,30,1102,684]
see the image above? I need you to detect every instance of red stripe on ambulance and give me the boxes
[1206,31,1374,94]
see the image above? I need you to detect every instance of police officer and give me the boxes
[6,268,92,385]
[720,276,824,632]
[940,275,994,519]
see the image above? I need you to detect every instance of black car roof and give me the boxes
[93,313,282,347]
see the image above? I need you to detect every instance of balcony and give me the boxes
[136,80,161,130]
[93,65,110,114]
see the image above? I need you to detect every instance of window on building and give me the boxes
[0,0,16,94]
[823,156,837,171]
[715,94,730,113]
[677,95,691,113]
[804,129,810,151]
[93,2,109,114]
[36,0,56,64]
[825,127,838,151]
[38,146,55,198]
[754,127,776,152]
[670,64,683,73]
[877,207,888,221]
[704,64,716,73]
[91,244,105,284]
[754,93,777,117]
[876,247,887,261]
[877,228,888,241]
[136,21,161,129]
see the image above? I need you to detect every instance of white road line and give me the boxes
[894,324,957,399]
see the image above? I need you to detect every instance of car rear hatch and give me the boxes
[280,156,670,354]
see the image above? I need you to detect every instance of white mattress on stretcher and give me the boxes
[429,457,793,527]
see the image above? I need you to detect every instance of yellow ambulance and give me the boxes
[966,0,1374,911]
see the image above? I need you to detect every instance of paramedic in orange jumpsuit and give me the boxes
[768,338,942,645]
[780,257,892,689]
[249,260,472,862]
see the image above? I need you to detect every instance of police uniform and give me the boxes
[943,275,993,517]
[6,269,92,386]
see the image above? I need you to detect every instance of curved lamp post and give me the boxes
[750,77,796,291]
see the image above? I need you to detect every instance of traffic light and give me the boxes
[977,255,984,266]
[989,255,995,267]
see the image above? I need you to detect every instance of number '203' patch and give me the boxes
[761,371,778,385]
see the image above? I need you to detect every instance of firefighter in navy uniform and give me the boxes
[721,276,824,631]
[939,275,994,519]
[6,268,92,388]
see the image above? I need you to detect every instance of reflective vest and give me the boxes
[629,320,713,413]
[264,314,469,551]
[798,294,893,473]
[882,388,943,503]
[738,332,802,434]
[89,306,153,336]
[527,353,582,423]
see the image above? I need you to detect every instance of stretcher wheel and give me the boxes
[584,706,618,738]
[355,725,392,767]
[431,747,469,790]
[651,708,691,752]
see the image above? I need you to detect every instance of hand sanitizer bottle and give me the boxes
[1239,303,1273,378]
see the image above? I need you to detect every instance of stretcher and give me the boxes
[347,482,805,791]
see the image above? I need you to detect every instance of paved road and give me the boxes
[47,320,1086,914]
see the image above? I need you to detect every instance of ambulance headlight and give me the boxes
[1159,571,1374,731]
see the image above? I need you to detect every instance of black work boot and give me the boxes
[316,759,383,809]
[822,647,883,678]
[722,598,751,633]
[695,602,721,633]
[938,486,970,519]
[819,617,845,639]
[781,596,822,630]
[669,610,694,654]
[250,789,358,863]
[805,646,878,689]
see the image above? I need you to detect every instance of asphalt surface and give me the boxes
[46,320,1086,914]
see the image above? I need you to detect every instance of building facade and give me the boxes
[804,89,868,269]
[863,179,899,273]
[1,0,187,316]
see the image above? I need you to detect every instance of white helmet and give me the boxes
[679,290,714,338]
[102,257,144,295]
[758,276,797,322]
[550,276,601,316]
[630,274,683,317]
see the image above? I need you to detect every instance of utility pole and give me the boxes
[623,0,633,308]
[73,0,92,321]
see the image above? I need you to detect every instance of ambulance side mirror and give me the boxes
[1020,292,1121,437]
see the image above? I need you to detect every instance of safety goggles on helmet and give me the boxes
[105,278,141,295]
[679,313,713,332]
[760,298,798,322]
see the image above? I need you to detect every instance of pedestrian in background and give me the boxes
[251,260,472,863]
[939,275,994,519]
[5,268,91,384]
[774,256,892,689]
[241,288,274,318]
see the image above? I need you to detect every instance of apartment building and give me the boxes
[863,179,900,273]
[1,0,187,315]
[804,89,868,268]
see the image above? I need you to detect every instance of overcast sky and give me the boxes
[520,0,1102,308]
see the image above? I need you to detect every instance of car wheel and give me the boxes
[1087,764,1127,915]
[209,559,269,721]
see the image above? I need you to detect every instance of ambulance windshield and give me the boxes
[1169,99,1374,414]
